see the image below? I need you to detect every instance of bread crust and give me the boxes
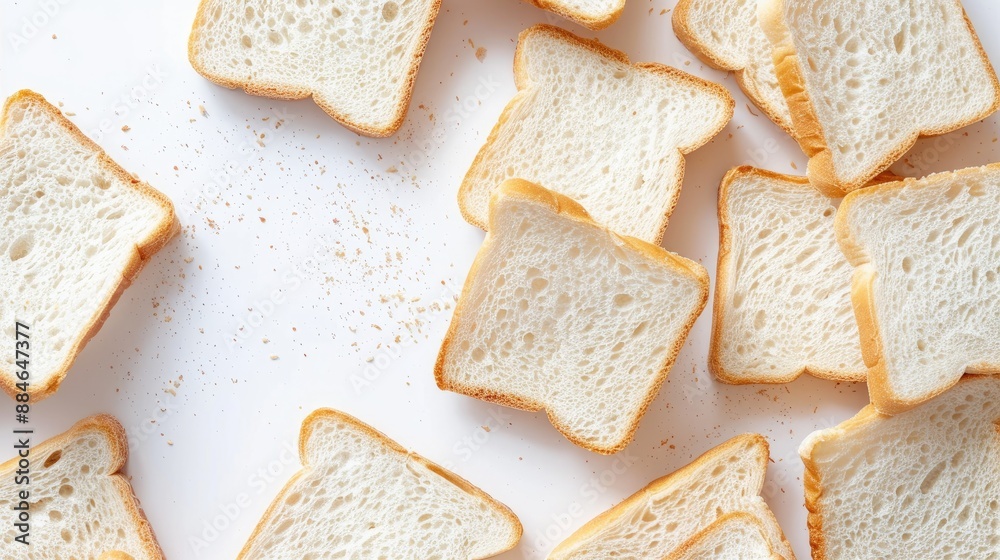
[672,0,795,136]
[547,434,791,558]
[237,408,523,559]
[0,90,178,403]
[0,414,165,559]
[664,511,785,560]
[523,0,625,30]
[710,166,866,384]
[442,178,709,454]
[835,163,1000,414]
[759,0,1000,196]
[457,24,734,245]
[186,0,441,137]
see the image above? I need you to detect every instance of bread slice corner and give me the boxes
[672,0,793,134]
[547,433,793,559]
[440,178,709,454]
[0,414,164,559]
[0,89,178,402]
[238,408,522,559]
[523,0,625,30]
[666,511,786,560]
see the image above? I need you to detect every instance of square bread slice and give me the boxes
[521,0,624,30]
[0,415,164,559]
[758,0,1000,195]
[711,166,864,384]
[238,408,522,559]
[459,24,734,243]
[547,434,794,559]
[673,0,793,134]
[437,179,709,454]
[0,90,177,401]
[666,512,786,560]
[188,0,440,137]
[835,163,1000,414]
[800,376,1000,559]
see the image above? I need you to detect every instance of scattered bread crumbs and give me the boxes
[790,161,798,170]
[183,257,194,263]
[259,216,266,223]
[199,104,208,117]
[262,337,270,344]
[475,47,487,62]
[482,425,491,433]
[52,34,57,39]
[167,440,174,446]
[121,125,130,132]
[270,354,279,360]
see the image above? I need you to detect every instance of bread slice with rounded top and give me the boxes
[521,0,624,30]
[547,434,794,559]
[666,512,786,560]
[188,0,440,137]
[759,0,1000,196]
[0,415,164,559]
[0,90,177,402]
[712,166,864,384]
[800,376,1000,559]
[438,179,709,454]
[836,163,1000,414]
[673,0,793,134]
[238,408,522,559]
[459,24,734,243]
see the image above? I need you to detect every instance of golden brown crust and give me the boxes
[672,0,795,136]
[187,0,441,137]
[440,178,709,455]
[0,415,165,559]
[457,24,734,245]
[760,0,1000,196]
[835,164,1000,414]
[0,90,178,403]
[548,434,772,558]
[665,511,785,560]
[238,408,523,559]
[710,166,866,384]
[524,0,625,30]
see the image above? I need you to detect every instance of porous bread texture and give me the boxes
[0,415,164,559]
[438,180,709,454]
[459,24,734,243]
[188,0,440,137]
[238,409,522,559]
[836,163,1000,414]
[711,167,864,384]
[666,512,784,560]
[759,0,1000,195]
[520,0,624,30]
[0,90,177,402]
[673,0,792,134]
[800,376,1000,559]
[547,434,794,559]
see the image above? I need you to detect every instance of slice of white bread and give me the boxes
[800,376,1000,559]
[459,25,734,243]
[521,0,624,30]
[188,0,440,137]
[835,163,1000,414]
[437,179,709,454]
[238,408,522,559]
[673,0,792,134]
[758,0,1000,195]
[0,90,177,401]
[666,512,785,560]
[711,167,864,384]
[547,434,794,559]
[0,415,164,559]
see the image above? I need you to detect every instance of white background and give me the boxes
[2,0,1000,558]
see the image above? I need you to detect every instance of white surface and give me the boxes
[1,1,998,558]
